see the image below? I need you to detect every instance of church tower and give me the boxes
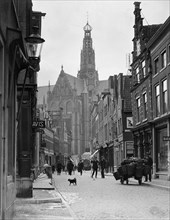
[77,22,99,97]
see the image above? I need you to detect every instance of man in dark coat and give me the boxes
[52,165,55,174]
[100,156,106,178]
[144,154,153,182]
[91,157,99,178]
[56,161,62,175]
[67,159,74,175]
[78,160,84,175]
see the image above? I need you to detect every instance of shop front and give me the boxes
[152,118,170,180]
[155,127,168,173]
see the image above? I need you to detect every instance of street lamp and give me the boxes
[16,28,45,198]
[25,28,45,60]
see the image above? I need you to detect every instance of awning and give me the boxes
[90,149,99,159]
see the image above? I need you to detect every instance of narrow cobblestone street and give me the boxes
[53,170,170,220]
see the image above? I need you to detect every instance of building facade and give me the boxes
[131,2,170,180]
[0,0,45,218]
[90,73,133,172]
[148,16,170,179]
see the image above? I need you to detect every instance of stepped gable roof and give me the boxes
[142,24,162,42]
[37,85,55,105]
[64,73,84,95]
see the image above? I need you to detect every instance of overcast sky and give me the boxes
[32,0,170,86]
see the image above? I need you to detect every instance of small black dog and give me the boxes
[68,178,77,185]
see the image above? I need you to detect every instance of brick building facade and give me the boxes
[131,2,170,180]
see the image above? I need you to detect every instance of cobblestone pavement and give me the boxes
[53,170,170,220]
[13,171,170,220]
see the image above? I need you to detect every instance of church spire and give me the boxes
[78,20,99,95]
[78,21,96,79]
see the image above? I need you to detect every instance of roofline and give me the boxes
[147,16,170,48]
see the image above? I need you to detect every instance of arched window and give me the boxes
[77,101,82,115]
[66,101,72,114]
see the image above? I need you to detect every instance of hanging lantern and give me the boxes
[25,33,45,59]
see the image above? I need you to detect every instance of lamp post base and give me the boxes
[16,177,33,198]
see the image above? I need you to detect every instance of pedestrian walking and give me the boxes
[78,159,84,175]
[56,161,62,175]
[144,154,153,182]
[100,156,106,178]
[91,157,99,178]
[67,159,74,175]
[52,165,55,174]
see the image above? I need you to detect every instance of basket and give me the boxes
[113,171,120,180]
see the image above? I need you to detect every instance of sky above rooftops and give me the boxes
[32,0,170,86]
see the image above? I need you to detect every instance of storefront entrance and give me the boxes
[156,127,168,172]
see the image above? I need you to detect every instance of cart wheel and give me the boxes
[138,179,142,185]
[126,179,129,185]
[120,177,124,184]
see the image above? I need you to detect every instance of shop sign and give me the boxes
[163,136,170,141]
[32,120,45,128]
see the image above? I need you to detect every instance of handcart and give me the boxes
[113,157,146,185]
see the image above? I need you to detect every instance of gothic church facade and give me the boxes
[38,22,108,158]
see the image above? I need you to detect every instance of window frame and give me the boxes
[162,79,168,114]
[136,96,141,123]
[161,49,167,70]
[154,56,159,75]
[142,60,146,77]
[168,44,170,64]
[136,66,140,83]
[155,84,160,117]
[142,92,147,120]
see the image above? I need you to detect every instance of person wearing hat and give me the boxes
[144,154,153,182]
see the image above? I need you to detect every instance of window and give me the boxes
[168,45,170,64]
[136,39,141,56]
[142,60,146,77]
[104,124,107,141]
[117,119,122,135]
[104,105,107,116]
[161,50,166,69]
[154,57,159,74]
[66,101,72,114]
[136,67,140,83]
[155,85,160,117]
[162,79,168,114]
[143,92,147,119]
[136,97,140,122]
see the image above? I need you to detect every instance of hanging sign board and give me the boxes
[163,136,170,141]
[32,120,45,128]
